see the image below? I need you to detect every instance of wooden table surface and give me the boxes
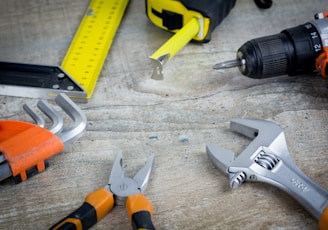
[1,0,328,229]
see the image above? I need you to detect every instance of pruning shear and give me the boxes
[50,151,155,230]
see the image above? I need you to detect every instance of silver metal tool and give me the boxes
[50,151,155,230]
[0,93,87,182]
[23,93,87,144]
[23,99,64,134]
[107,151,155,205]
[206,118,328,225]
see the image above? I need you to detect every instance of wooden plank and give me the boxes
[0,0,328,229]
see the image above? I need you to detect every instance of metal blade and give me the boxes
[133,154,154,194]
[108,150,124,186]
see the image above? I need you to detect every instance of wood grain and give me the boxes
[1,0,328,229]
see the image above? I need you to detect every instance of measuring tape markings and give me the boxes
[61,0,129,99]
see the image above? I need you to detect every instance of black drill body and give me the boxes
[237,21,325,78]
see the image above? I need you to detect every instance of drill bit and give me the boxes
[213,59,242,70]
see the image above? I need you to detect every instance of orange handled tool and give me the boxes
[0,94,87,183]
[50,151,155,230]
[50,188,114,230]
[127,194,154,230]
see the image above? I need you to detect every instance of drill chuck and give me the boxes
[237,19,327,78]
[237,33,292,78]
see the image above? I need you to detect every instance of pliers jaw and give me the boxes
[107,151,155,205]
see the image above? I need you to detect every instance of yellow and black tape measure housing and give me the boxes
[146,0,236,42]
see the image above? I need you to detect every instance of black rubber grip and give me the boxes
[180,0,236,42]
[49,203,97,230]
[131,211,155,230]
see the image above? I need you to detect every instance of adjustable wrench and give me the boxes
[206,118,328,229]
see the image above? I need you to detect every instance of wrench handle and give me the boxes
[258,161,328,221]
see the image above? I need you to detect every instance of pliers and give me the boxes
[206,118,328,229]
[50,151,155,230]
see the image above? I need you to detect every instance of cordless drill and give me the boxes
[214,12,328,79]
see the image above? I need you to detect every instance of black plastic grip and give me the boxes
[49,203,97,230]
[131,211,155,230]
[180,0,236,42]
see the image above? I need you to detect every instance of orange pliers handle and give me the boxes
[127,194,155,230]
[50,191,155,230]
[50,188,115,230]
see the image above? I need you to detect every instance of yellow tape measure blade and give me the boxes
[62,0,129,99]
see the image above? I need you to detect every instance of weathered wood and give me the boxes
[1,0,328,229]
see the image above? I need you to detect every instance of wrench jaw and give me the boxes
[206,118,286,188]
[206,144,235,176]
[206,143,251,189]
[230,118,288,154]
[207,118,295,188]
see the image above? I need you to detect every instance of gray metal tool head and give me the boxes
[230,118,287,151]
[107,151,154,205]
[207,118,286,172]
[206,118,290,188]
[206,118,328,220]
[23,93,87,145]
